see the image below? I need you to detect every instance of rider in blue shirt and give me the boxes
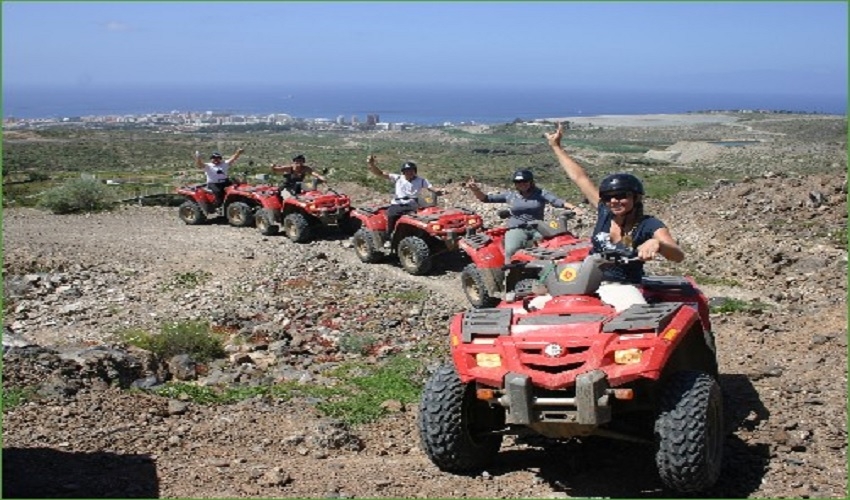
[545,122,685,311]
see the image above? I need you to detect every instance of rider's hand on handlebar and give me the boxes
[636,238,662,261]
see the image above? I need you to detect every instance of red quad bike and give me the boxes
[176,179,281,228]
[350,193,484,275]
[459,209,593,308]
[419,247,723,494]
[266,180,357,242]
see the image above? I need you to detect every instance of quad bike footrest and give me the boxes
[602,302,682,333]
[461,308,513,342]
[461,233,492,249]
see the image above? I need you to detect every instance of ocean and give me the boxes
[2,84,846,125]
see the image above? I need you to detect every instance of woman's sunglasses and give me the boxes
[600,191,631,202]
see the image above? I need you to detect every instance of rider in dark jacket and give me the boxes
[466,169,578,259]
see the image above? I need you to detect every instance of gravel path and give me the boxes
[3,170,847,498]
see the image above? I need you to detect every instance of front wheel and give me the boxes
[352,228,382,263]
[655,370,724,493]
[398,236,432,275]
[255,209,279,236]
[338,214,361,236]
[460,264,499,308]
[283,212,312,243]
[178,201,206,225]
[226,202,254,227]
[418,364,503,472]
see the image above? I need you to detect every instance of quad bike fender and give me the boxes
[603,302,715,383]
[351,208,389,232]
[502,369,612,426]
[259,195,283,212]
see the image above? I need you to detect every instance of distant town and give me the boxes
[3,110,440,132]
[2,108,828,133]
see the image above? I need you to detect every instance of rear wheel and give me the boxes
[178,201,206,225]
[655,370,724,493]
[226,202,254,227]
[283,212,312,243]
[352,228,382,263]
[418,364,503,472]
[398,236,432,275]
[461,264,499,308]
[255,209,279,236]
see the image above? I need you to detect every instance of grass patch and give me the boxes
[317,356,422,425]
[118,320,226,362]
[1,386,37,411]
[710,297,769,314]
[150,354,424,426]
[161,270,212,291]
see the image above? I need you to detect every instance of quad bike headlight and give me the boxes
[475,353,502,368]
[430,223,443,232]
[614,348,643,365]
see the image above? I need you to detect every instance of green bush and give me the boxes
[338,332,380,355]
[119,320,226,362]
[38,177,113,214]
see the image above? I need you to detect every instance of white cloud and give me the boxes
[104,21,131,32]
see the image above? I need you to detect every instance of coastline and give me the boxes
[535,112,743,128]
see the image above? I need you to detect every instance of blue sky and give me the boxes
[3,1,847,97]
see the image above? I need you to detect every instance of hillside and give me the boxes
[3,114,847,498]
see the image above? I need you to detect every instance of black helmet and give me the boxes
[400,161,417,172]
[512,169,534,182]
[292,154,306,162]
[599,173,644,195]
[210,152,223,160]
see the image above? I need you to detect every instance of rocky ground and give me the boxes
[2,116,847,498]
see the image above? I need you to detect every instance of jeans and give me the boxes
[207,179,232,207]
[504,227,541,261]
[386,203,416,235]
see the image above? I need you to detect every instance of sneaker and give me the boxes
[383,240,392,249]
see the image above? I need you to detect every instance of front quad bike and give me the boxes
[419,250,723,494]
[176,180,281,231]
[275,184,356,243]
[350,193,484,275]
[459,209,591,308]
